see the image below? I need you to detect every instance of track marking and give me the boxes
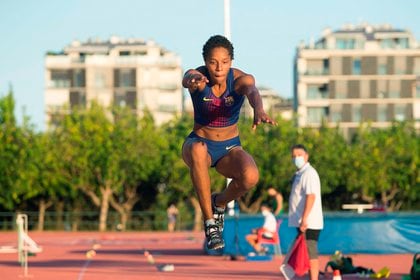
[77,258,91,280]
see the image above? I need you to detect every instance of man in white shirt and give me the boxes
[288,144,323,280]
[246,204,277,254]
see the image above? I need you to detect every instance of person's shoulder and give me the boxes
[300,164,313,174]
[304,164,320,178]
[233,68,255,87]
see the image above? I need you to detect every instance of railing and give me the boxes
[0,211,194,232]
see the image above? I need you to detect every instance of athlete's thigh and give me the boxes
[215,148,257,179]
[182,137,211,168]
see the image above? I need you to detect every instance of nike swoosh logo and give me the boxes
[203,97,213,102]
[225,145,237,150]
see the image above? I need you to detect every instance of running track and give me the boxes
[0,231,413,279]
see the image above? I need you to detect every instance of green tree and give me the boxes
[348,122,419,210]
[108,108,167,230]
[0,90,38,212]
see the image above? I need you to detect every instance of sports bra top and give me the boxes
[191,68,245,127]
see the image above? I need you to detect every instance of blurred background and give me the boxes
[0,0,418,232]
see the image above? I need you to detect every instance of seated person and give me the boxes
[245,204,277,254]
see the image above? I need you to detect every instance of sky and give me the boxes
[1,0,419,131]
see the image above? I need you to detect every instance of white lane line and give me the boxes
[77,259,91,280]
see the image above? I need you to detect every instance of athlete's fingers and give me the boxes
[266,118,277,125]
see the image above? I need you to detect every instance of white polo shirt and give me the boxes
[288,162,324,229]
[262,211,277,233]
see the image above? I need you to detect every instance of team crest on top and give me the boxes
[224,96,234,107]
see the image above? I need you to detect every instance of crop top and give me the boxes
[191,68,245,127]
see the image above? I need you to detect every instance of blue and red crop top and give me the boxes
[191,68,245,127]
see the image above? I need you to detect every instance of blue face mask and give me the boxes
[293,156,305,169]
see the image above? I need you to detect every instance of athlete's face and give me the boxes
[205,47,232,85]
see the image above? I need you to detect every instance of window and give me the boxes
[377,56,387,75]
[378,64,387,75]
[352,104,361,122]
[94,72,106,88]
[394,56,406,74]
[330,105,342,122]
[388,80,400,98]
[416,85,420,98]
[72,69,85,87]
[377,80,386,98]
[50,70,70,88]
[306,60,327,75]
[336,39,356,49]
[114,91,137,109]
[307,107,329,124]
[323,59,329,74]
[335,80,347,99]
[352,59,361,75]
[380,39,394,49]
[394,104,406,121]
[69,91,86,108]
[120,69,135,87]
[114,92,126,107]
[398,38,409,49]
[115,69,136,87]
[307,84,328,99]
[377,104,388,122]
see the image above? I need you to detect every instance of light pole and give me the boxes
[224,0,231,40]
[224,0,235,216]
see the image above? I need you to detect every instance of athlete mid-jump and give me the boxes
[182,35,276,250]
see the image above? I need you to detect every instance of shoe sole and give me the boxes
[208,243,225,250]
[206,238,225,250]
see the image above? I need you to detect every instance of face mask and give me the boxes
[261,210,270,216]
[293,156,305,169]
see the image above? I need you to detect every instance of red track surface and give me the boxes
[0,231,413,280]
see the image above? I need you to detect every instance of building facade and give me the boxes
[45,36,183,128]
[240,86,293,121]
[294,23,420,138]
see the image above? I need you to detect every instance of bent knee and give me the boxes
[242,168,259,190]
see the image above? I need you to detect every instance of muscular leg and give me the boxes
[214,148,259,207]
[182,140,213,221]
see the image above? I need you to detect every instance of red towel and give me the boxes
[287,233,310,276]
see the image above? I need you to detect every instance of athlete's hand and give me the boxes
[299,218,308,232]
[184,71,209,92]
[252,110,277,130]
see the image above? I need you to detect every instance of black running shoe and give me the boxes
[211,193,225,233]
[205,221,225,250]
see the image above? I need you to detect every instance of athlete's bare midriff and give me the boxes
[193,123,239,141]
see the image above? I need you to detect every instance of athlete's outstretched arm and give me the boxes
[182,67,209,93]
[235,73,276,129]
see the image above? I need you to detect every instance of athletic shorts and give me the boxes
[184,131,241,167]
[297,228,321,259]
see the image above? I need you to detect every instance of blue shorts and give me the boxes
[185,131,241,167]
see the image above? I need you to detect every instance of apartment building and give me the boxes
[240,86,293,120]
[45,36,183,127]
[294,23,420,138]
